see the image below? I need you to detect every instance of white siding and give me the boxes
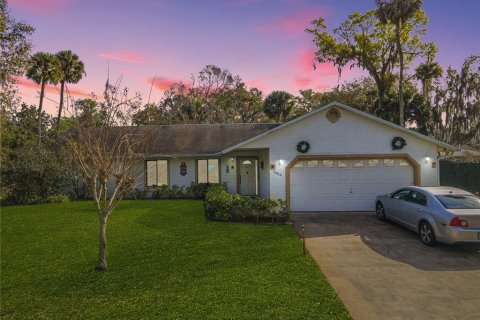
[169,158,196,187]
[127,151,269,197]
[239,107,441,201]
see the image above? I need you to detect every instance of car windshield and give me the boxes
[435,194,480,209]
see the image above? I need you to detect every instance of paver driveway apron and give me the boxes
[292,212,480,320]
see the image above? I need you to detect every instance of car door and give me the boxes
[386,189,412,225]
[403,190,428,229]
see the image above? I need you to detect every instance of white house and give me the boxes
[130,101,455,211]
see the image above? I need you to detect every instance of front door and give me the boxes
[238,158,257,196]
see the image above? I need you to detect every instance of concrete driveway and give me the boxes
[291,212,480,320]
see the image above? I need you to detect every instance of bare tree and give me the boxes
[63,79,146,271]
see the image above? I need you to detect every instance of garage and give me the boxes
[289,156,415,211]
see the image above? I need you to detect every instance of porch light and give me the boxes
[277,159,284,166]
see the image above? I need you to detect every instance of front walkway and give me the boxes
[291,212,480,320]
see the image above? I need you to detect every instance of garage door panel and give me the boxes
[290,158,414,211]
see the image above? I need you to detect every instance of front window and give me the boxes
[146,160,168,187]
[435,195,480,209]
[197,159,220,183]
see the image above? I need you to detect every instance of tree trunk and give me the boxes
[56,81,65,136]
[96,214,108,271]
[38,80,46,144]
[396,22,405,127]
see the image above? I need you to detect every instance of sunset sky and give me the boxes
[10,0,480,115]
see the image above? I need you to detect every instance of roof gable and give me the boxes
[221,101,456,153]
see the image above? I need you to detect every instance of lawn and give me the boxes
[1,200,350,319]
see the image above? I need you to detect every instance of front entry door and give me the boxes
[238,158,257,196]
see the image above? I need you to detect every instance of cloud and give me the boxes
[9,0,69,15]
[99,51,149,64]
[296,48,338,76]
[256,6,331,38]
[146,77,189,91]
[315,84,330,91]
[292,76,330,91]
[17,78,91,97]
[293,76,313,87]
[246,75,285,93]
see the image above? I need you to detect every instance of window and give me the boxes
[435,194,480,209]
[399,159,410,167]
[392,189,411,201]
[383,159,395,167]
[368,159,380,167]
[337,160,349,168]
[322,160,333,168]
[307,160,319,168]
[293,161,304,168]
[410,191,427,206]
[146,160,168,187]
[197,159,220,183]
[353,160,364,168]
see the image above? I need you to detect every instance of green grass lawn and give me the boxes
[1,200,350,319]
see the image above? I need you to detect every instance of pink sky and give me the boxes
[9,0,480,115]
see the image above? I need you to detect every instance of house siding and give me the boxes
[238,107,440,201]
[124,150,268,197]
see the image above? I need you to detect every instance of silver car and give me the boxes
[375,186,480,245]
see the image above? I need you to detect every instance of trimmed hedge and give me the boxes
[440,158,480,194]
[127,182,222,200]
[204,185,289,223]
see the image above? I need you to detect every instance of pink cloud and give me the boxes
[246,75,285,93]
[296,48,338,76]
[292,76,330,91]
[9,0,69,15]
[256,6,331,37]
[99,51,148,64]
[17,78,91,97]
[146,77,190,91]
[293,76,313,87]
[315,84,330,91]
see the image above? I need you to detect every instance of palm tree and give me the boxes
[263,91,294,122]
[55,50,85,135]
[26,52,61,143]
[415,61,443,97]
[376,0,423,126]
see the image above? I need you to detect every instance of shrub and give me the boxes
[205,186,290,223]
[128,188,148,200]
[1,142,68,205]
[440,158,480,194]
[186,182,223,199]
[43,194,70,204]
[151,185,171,199]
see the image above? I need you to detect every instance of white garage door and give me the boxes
[290,158,414,211]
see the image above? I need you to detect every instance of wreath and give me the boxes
[297,141,310,153]
[391,137,407,150]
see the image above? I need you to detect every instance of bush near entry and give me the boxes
[204,185,289,223]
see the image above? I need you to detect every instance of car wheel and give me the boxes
[375,202,386,221]
[419,221,437,246]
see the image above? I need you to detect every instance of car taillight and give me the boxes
[449,216,469,227]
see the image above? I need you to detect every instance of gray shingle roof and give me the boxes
[129,123,280,156]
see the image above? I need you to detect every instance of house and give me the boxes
[130,101,455,211]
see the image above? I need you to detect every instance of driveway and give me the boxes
[291,212,480,320]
